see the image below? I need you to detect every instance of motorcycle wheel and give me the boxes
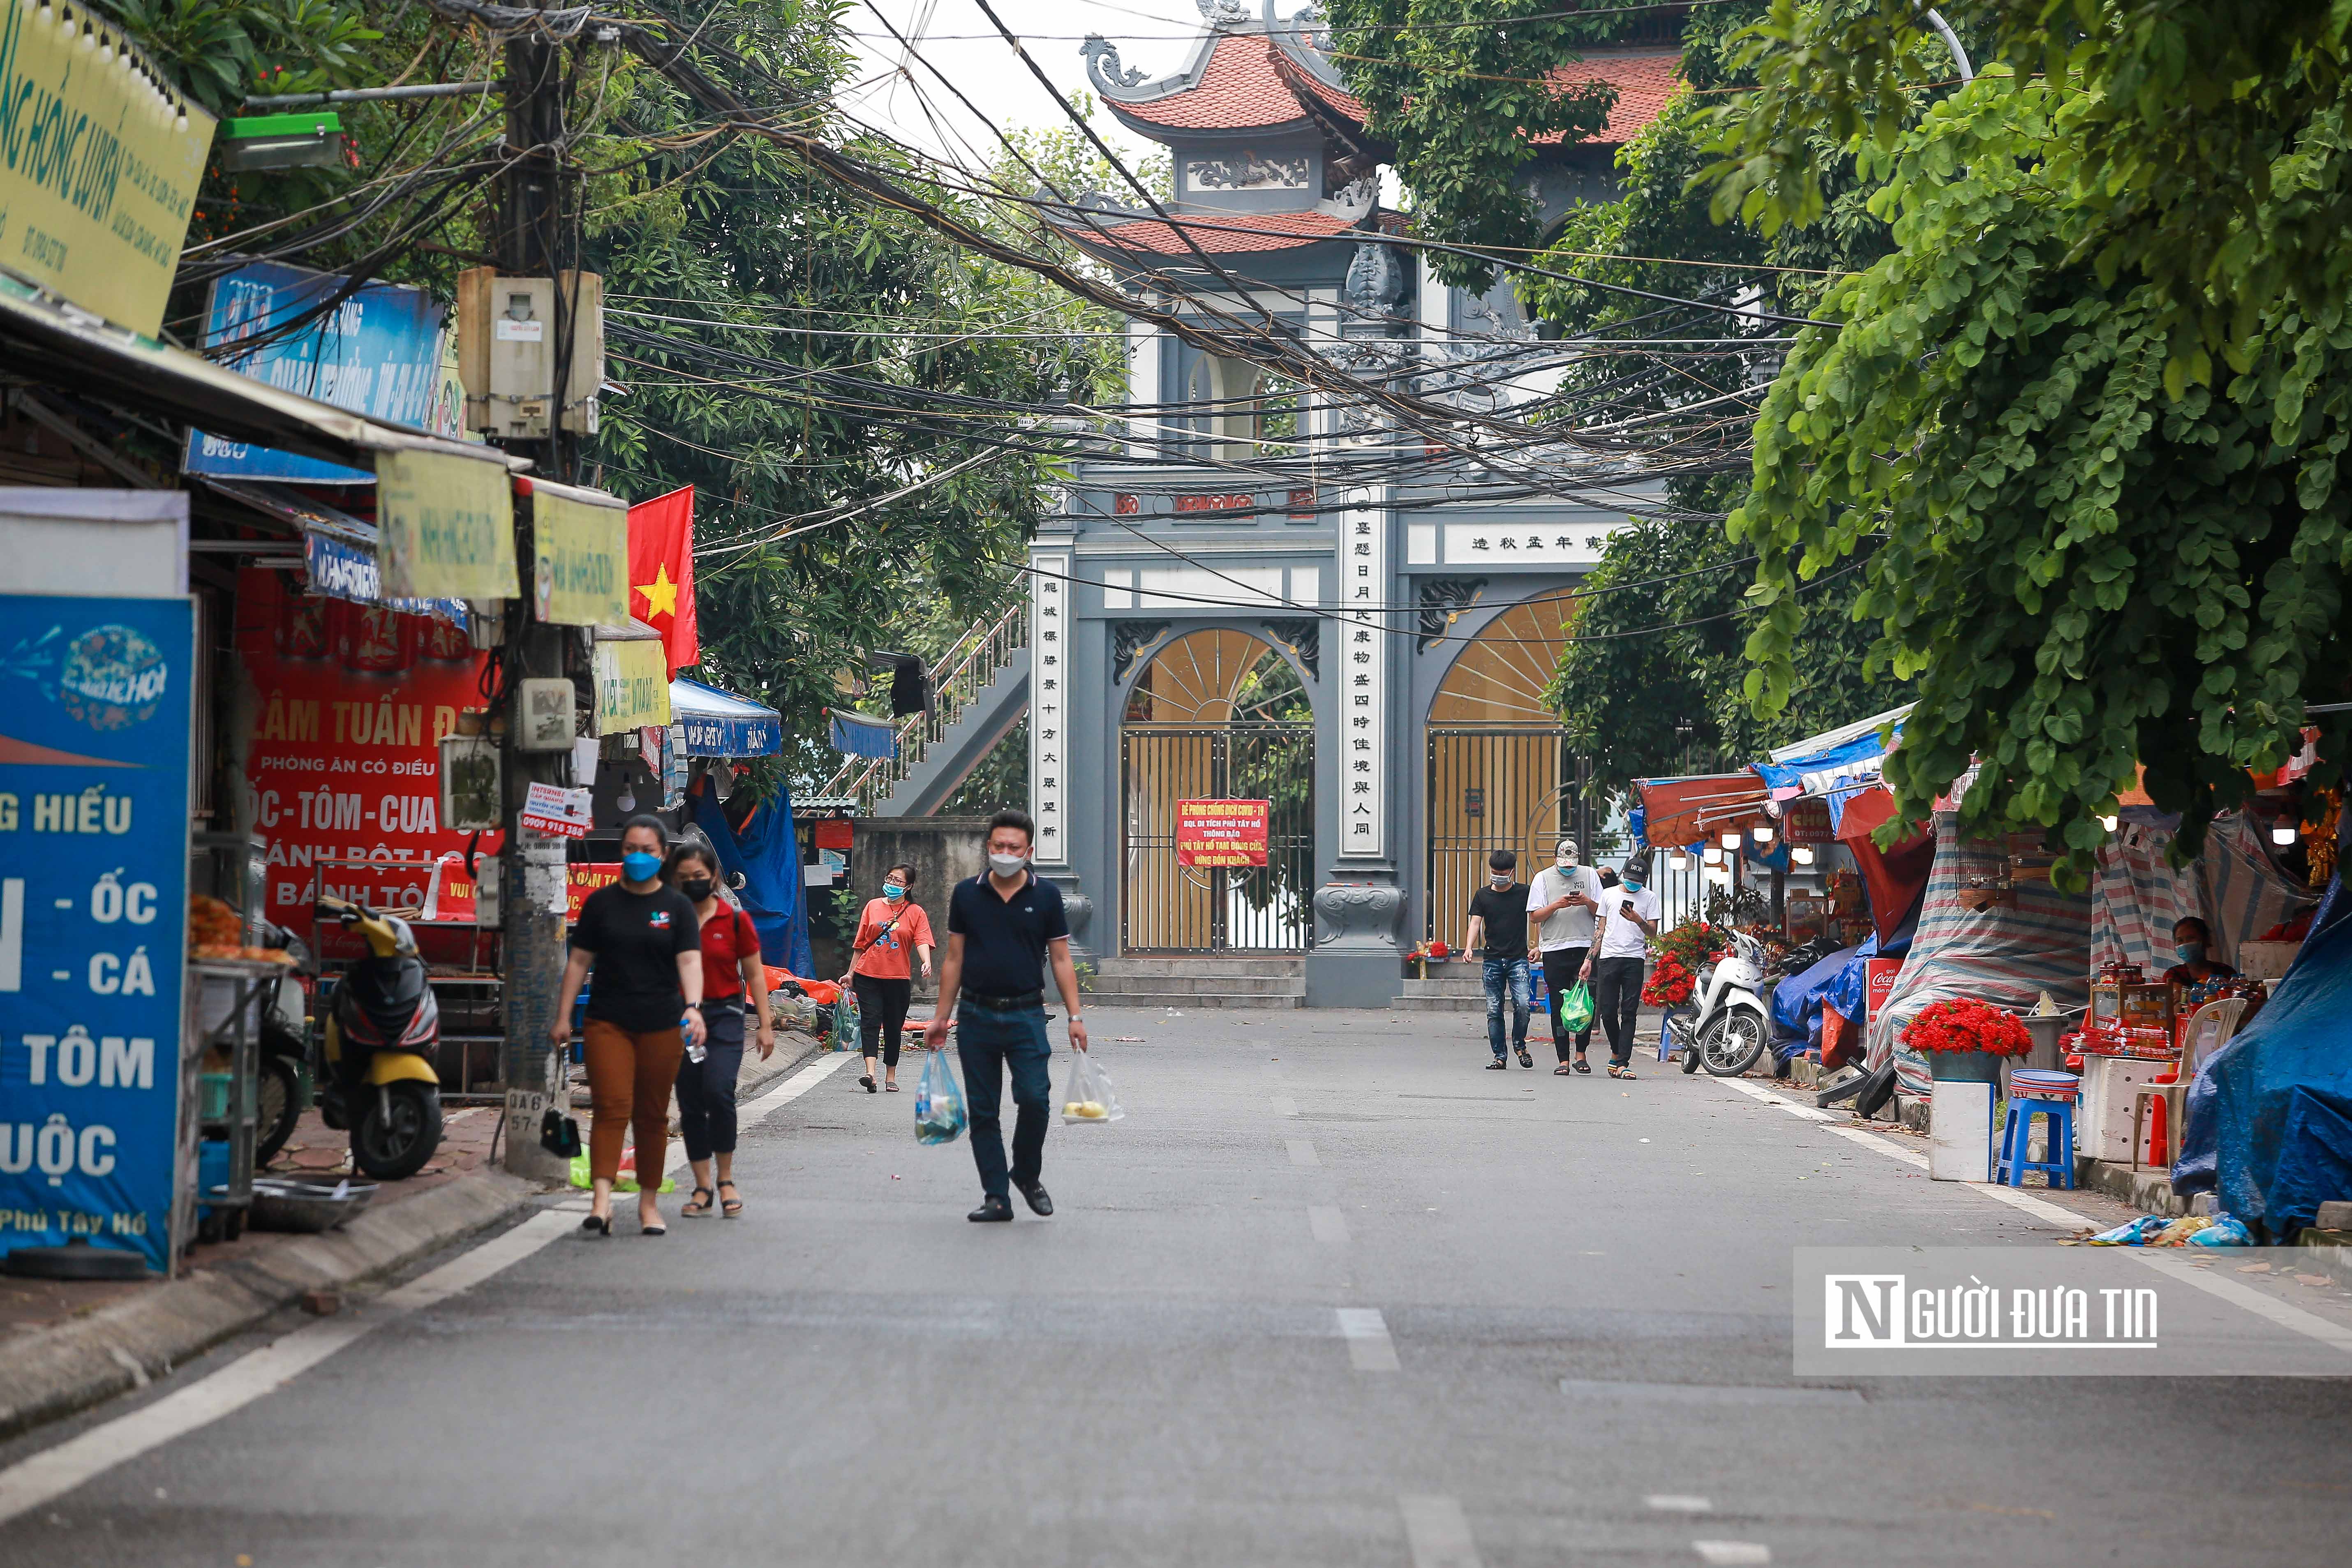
[253,1055,304,1168]
[1679,1025,1703,1074]
[353,1082,443,1180]
[1698,1011,1771,1077]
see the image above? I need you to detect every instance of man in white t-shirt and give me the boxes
[1580,850,1661,1078]
[1526,837,1603,1073]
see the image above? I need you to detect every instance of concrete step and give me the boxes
[1082,991,1304,1010]
[1086,972,1304,997]
[1391,993,1486,1012]
[1093,956,1305,979]
[1401,974,1483,997]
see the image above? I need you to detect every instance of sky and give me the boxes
[838,0,1293,180]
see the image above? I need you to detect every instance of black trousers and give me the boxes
[674,1004,746,1162]
[854,974,913,1067]
[1590,955,1646,1067]
[1541,946,1593,1060]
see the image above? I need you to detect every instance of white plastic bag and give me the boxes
[1060,1046,1123,1125]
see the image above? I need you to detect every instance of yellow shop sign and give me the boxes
[594,636,670,732]
[533,487,628,628]
[0,5,217,338]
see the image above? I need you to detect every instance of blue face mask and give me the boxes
[882,883,906,901]
[1622,880,1645,894]
[622,850,663,882]
[2176,941,2206,966]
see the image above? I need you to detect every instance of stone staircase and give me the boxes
[826,601,1030,816]
[1081,956,1306,1010]
[1393,970,1485,1012]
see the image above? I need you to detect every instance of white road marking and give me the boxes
[0,1209,577,1526]
[0,1051,853,1522]
[2134,1253,2352,1357]
[1287,1138,1321,1167]
[1693,1543,1771,1565]
[1270,1094,1300,1118]
[1719,1076,1833,1122]
[1647,1495,1713,1513]
[1399,1493,1482,1568]
[1309,1205,1350,1245]
[1831,1125,1927,1169]
[1337,1307,1398,1372]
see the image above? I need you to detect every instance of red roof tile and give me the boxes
[1077,210,1354,256]
[1535,50,1684,144]
[1112,32,1320,132]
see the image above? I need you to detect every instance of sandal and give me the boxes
[1553,1064,1573,1076]
[1572,1058,1592,1074]
[719,1180,743,1218]
[681,1186,715,1219]
[859,1072,876,1093]
[884,1081,900,1092]
[1608,1064,1637,1080]
[1516,1048,1534,1068]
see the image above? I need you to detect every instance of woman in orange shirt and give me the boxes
[841,863,934,1093]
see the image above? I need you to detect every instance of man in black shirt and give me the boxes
[1464,848,1535,1069]
[925,809,1089,1222]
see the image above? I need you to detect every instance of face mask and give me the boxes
[679,876,713,902]
[1622,880,1645,894]
[1490,875,1512,888]
[2177,942,2206,966]
[622,850,662,882]
[882,882,906,901]
[988,852,1027,878]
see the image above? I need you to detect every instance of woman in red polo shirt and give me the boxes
[665,842,774,1219]
[842,863,934,1094]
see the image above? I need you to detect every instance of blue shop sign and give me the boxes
[184,260,454,484]
[0,595,194,1273]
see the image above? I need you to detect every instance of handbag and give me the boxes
[539,1108,582,1158]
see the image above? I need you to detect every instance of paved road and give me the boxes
[5,1009,2350,1566]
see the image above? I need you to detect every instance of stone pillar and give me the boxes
[1306,880,1405,1007]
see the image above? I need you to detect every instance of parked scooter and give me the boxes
[252,918,313,1167]
[314,896,444,1180]
[1678,928,1774,1076]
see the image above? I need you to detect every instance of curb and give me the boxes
[0,1168,539,1444]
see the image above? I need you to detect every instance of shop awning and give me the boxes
[196,479,469,629]
[672,678,781,757]
[1636,773,1773,847]
[827,708,898,760]
[1755,703,1913,802]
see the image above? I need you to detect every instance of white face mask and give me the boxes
[988,852,1027,878]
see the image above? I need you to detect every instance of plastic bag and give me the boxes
[2185,1215,2253,1246]
[914,1042,967,1145]
[566,1147,676,1194]
[828,991,862,1053]
[1061,1047,1124,1125]
[1559,981,1594,1033]
[2085,1214,2168,1246]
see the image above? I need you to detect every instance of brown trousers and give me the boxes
[582,1021,685,1184]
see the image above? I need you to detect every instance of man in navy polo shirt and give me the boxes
[924,808,1090,1221]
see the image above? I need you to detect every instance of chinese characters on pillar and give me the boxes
[1340,502,1385,858]
[1028,555,1069,863]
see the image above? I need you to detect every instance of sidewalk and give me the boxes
[0,1033,829,1442]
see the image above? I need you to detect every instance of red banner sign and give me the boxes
[236,569,498,920]
[1784,797,1834,846]
[1176,799,1270,868]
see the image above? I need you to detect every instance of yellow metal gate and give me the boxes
[1121,722,1315,952]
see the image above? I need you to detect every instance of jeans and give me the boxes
[1482,957,1532,1059]
[1541,946,1592,1060]
[956,1002,1053,1198]
[854,974,913,1068]
[674,1005,746,1162]
[1590,954,1646,1067]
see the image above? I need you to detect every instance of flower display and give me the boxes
[1641,951,1696,1007]
[1900,998,2035,1057]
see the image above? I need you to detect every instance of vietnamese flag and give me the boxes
[628,485,697,676]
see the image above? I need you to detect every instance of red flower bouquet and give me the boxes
[1900,998,2034,1057]
[1642,951,1696,1007]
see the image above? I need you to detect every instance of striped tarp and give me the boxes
[2091,826,2200,974]
[1867,815,2095,1101]
[2199,815,2316,966]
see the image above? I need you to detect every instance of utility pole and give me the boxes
[496,14,579,1181]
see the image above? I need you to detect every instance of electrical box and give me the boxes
[456,267,603,439]
[439,733,502,832]
[513,677,577,752]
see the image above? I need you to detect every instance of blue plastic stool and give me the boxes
[1996,1093,2077,1189]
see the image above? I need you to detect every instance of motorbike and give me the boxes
[314,896,444,1180]
[252,918,314,1168]
[1678,928,1775,1077]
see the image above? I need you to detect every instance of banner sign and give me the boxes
[375,448,515,601]
[236,569,496,921]
[672,677,781,757]
[185,262,457,483]
[518,781,591,838]
[594,636,671,732]
[1176,799,1270,868]
[423,854,617,924]
[533,489,628,627]
[1784,797,1834,847]
[0,10,217,338]
[0,593,194,1272]
[303,529,468,630]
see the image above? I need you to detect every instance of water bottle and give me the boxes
[683,1010,706,1064]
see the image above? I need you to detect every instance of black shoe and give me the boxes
[1516,1048,1534,1068]
[1486,1058,1509,1070]
[968,1195,1014,1222]
[1015,1180,1054,1217]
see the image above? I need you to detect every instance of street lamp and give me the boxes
[1751,823,1775,845]
[1791,845,1815,866]
[2273,822,2300,846]
[1669,850,1689,872]
[2098,814,2118,832]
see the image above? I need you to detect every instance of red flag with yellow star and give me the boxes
[627,485,697,676]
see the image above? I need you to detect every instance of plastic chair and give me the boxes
[2132,998,2246,1172]
[1997,1087,2077,1189]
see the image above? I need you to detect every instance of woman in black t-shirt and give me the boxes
[552,816,707,1236]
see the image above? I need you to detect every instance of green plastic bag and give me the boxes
[828,991,861,1053]
[1559,981,1594,1033]
[566,1152,676,1194]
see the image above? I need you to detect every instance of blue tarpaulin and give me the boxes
[691,780,814,978]
[828,708,897,760]
[1772,942,1866,1057]
[2175,861,2352,1235]
[1755,704,1911,807]
[672,677,781,757]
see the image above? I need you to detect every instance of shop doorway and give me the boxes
[1121,630,1315,953]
